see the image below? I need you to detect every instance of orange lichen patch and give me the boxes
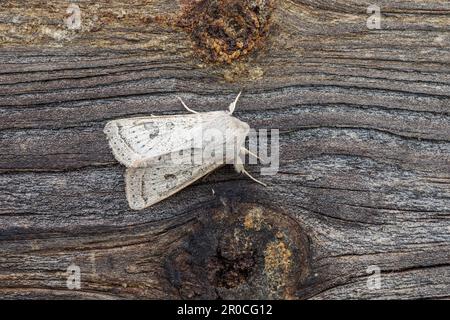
[243,206,265,231]
[264,239,293,297]
[264,240,292,274]
[174,0,276,64]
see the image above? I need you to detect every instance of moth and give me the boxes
[104,92,265,210]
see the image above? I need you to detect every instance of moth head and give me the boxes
[228,115,250,137]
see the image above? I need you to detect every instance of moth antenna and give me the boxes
[241,167,267,187]
[240,147,263,162]
[177,96,199,114]
[228,91,242,114]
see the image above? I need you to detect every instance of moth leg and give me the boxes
[228,91,242,114]
[240,146,264,163]
[241,167,267,187]
[234,162,267,187]
[177,96,199,114]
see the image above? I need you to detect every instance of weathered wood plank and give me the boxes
[0,0,449,299]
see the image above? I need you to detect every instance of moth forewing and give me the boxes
[104,112,232,168]
[125,159,223,210]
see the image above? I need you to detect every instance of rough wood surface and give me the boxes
[1,0,450,299]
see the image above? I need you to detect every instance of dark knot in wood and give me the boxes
[174,0,276,64]
[164,203,310,299]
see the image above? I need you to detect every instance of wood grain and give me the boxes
[0,0,449,299]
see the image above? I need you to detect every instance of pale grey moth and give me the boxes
[104,92,265,210]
